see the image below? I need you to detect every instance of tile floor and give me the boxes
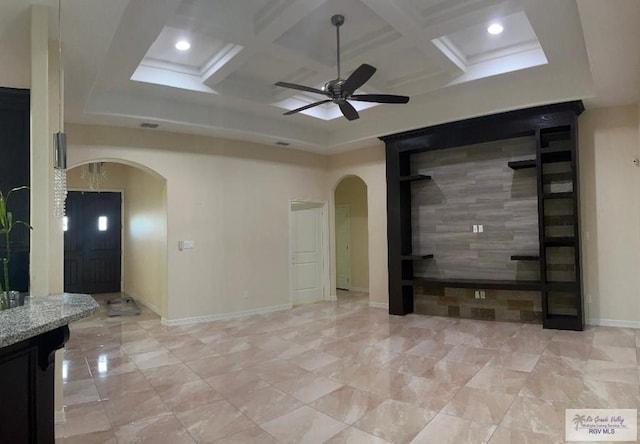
[55,292,640,443]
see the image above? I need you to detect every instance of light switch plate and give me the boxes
[179,240,194,250]
[182,240,194,249]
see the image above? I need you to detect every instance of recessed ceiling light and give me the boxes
[175,40,191,51]
[487,23,504,35]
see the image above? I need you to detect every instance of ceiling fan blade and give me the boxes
[341,64,376,96]
[339,101,359,121]
[283,99,332,115]
[275,82,327,96]
[350,94,410,104]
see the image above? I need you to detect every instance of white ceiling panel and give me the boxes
[273,0,397,67]
[444,11,538,63]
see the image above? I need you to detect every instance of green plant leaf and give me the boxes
[0,195,6,229]
[14,221,32,230]
[6,186,29,202]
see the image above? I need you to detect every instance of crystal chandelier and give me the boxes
[81,162,107,191]
[53,0,67,219]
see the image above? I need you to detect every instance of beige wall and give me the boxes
[67,124,328,322]
[123,165,167,315]
[334,176,369,292]
[579,104,640,325]
[67,163,167,315]
[58,108,640,328]
[327,145,388,308]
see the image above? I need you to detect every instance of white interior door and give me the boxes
[291,205,324,305]
[335,204,350,290]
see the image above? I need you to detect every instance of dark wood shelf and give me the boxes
[540,148,571,163]
[510,255,540,261]
[543,314,582,331]
[540,127,571,143]
[401,254,434,260]
[543,237,576,246]
[541,144,571,153]
[399,174,431,182]
[417,277,541,291]
[543,192,574,200]
[545,281,579,291]
[508,159,536,170]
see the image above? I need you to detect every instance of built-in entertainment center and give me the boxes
[382,101,584,331]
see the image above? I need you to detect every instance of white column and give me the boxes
[30,5,51,297]
[31,4,67,422]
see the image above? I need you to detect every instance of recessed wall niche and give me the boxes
[409,137,541,322]
[411,136,539,282]
[382,101,585,331]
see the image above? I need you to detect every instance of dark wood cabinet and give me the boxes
[381,101,584,330]
[0,326,69,443]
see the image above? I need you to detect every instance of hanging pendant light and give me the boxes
[81,162,107,191]
[53,0,67,219]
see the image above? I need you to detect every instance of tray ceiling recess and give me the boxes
[55,0,600,151]
[274,14,410,121]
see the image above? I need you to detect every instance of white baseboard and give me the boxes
[369,301,389,310]
[327,294,338,301]
[349,287,369,293]
[587,318,640,329]
[55,408,65,424]
[161,303,292,327]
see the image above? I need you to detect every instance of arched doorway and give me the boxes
[334,176,369,299]
[65,161,168,316]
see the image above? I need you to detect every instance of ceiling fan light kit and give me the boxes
[275,14,410,121]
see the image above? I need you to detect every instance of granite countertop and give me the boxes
[0,293,99,348]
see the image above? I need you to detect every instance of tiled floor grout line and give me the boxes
[57,292,640,443]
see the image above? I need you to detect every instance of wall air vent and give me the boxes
[140,122,159,128]
[275,141,290,146]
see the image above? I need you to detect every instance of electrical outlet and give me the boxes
[243,290,249,299]
[586,293,591,304]
[474,290,479,299]
[473,225,478,233]
[480,290,486,299]
[478,225,484,233]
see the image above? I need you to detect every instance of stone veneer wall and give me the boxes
[414,287,543,323]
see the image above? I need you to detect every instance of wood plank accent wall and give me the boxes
[410,136,539,281]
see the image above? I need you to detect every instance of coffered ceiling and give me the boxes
[1,0,639,153]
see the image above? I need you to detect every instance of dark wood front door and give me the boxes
[64,191,122,294]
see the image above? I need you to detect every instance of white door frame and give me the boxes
[289,199,331,306]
